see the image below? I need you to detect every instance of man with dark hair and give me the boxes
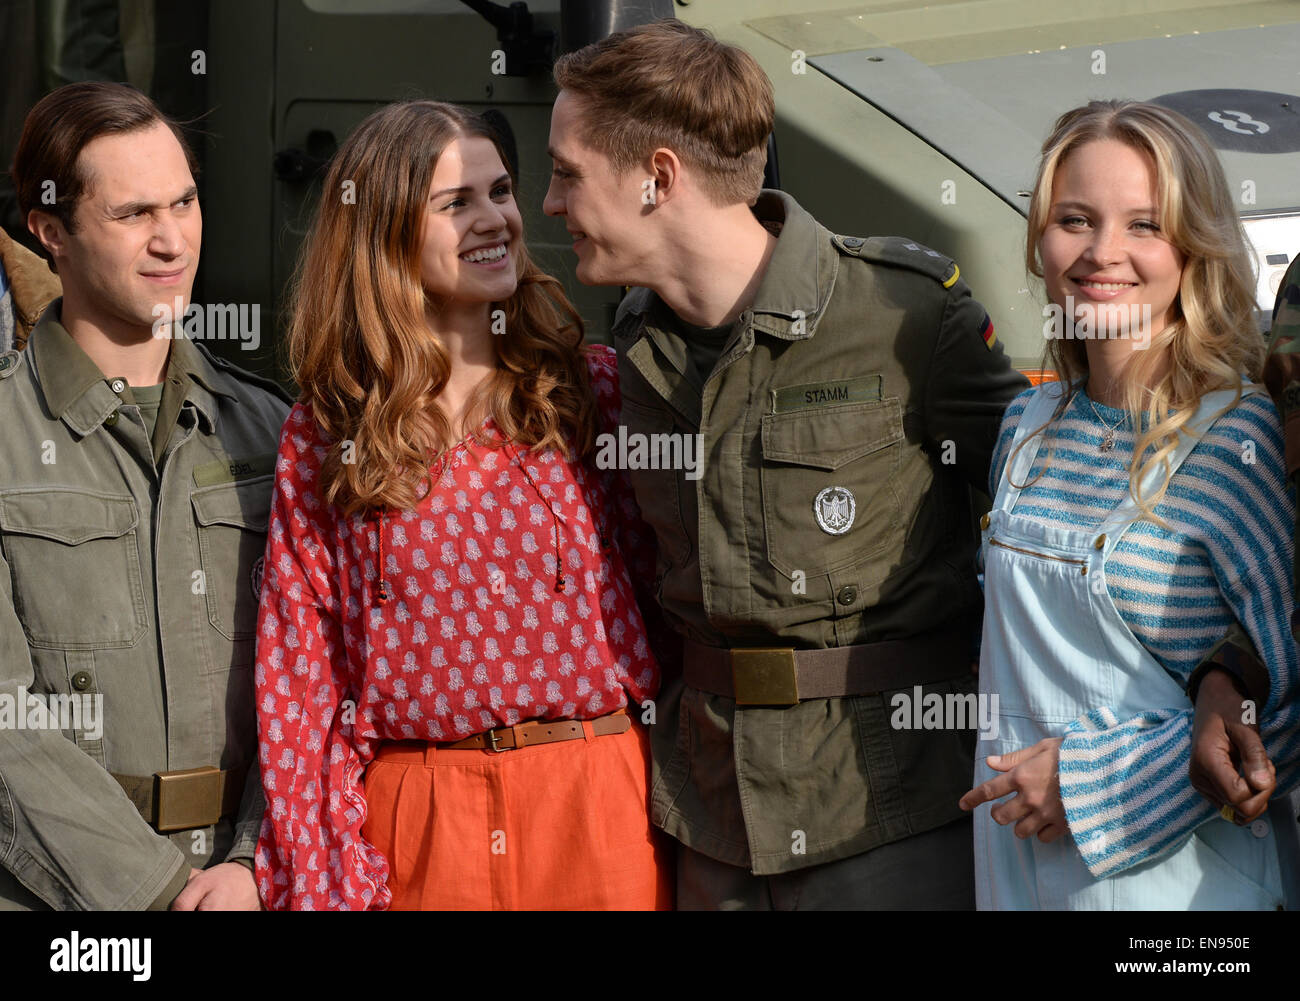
[0,81,289,910]
[546,20,1029,909]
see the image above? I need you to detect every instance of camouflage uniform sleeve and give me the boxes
[1186,256,1300,704]
[1264,255,1300,638]
[1185,621,1272,708]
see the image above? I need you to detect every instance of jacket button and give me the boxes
[109,378,127,394]
[104,411,119,426]
[1094,534,1107,550]
[836,585,857,605]
[980,513,990,531]
[1251,820,1269,838]
[842,236,863,248]
[71,671,93,692]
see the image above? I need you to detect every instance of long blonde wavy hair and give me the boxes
[1014,100,1264,524]
[286,101,597,516]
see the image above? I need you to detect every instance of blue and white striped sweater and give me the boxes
[990,385,1300,878]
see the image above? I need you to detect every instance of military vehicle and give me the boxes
[2,0,1298,384]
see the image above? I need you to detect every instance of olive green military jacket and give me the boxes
[613,190,1028,874]
[0,302,289,909]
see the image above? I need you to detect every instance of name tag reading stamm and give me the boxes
[193,453,277,486]
[772,375,883,413]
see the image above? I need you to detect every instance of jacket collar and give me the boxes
[745,190,833,339]
[0,228,61,345]
[28,299,238,436]
[620,189,835,343]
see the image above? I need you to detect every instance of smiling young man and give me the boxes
[0,82,289,910]
[544,20,1029,909]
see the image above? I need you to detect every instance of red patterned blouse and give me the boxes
[253,346,660,910]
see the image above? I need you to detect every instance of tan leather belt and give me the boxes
[445,708,630,751]
[111,766,246,833]
[376,709,632,761]
[683,628,974,706]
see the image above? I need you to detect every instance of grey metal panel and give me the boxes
[811,47,1042,214]
[812,23,1300,214]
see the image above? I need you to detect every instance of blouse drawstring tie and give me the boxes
[505,441,566,593]
[376,509,392,603]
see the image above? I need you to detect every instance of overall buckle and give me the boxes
[731,648,800,706]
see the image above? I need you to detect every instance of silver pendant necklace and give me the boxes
[1088,397,1127,452]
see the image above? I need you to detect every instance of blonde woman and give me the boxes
[960,100,1300,909]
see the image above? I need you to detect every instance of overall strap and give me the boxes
[995,379,1070,513]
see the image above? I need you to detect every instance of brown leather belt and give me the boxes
[683,628,973,706]
[111,766,246,833]
[376,709,631,761]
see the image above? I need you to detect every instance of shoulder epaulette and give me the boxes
[0,349,22,380]
[194,341,295,406]
[831,234,961,289]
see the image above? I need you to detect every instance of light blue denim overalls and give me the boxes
[975,379,1289,910]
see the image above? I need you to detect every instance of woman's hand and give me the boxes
[959,737,1067,842]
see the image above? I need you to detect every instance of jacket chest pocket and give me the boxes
[620,397,694,567]
[759,399,903,577]
[0,489,147,649]
[191,476,273,644]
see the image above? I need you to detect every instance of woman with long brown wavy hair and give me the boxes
[252,100,671,910]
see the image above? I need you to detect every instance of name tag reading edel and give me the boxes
[193,453,278,487]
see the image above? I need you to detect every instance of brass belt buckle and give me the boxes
[487,728,507,752]
[731,648,800,706]
[155,766,223,832]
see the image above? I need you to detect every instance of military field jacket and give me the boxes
[613,190,1028,873]
[0,303,289,909]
